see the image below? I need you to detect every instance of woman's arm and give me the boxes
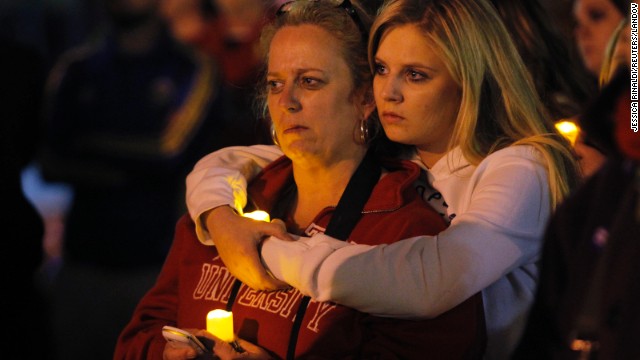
[260,149,550,317]
[185,144,283,243]
[185,144,289,290]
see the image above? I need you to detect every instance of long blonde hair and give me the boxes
[369,0,581,208]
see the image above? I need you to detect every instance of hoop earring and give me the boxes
[359,118,370,144]
[271,124,280,146]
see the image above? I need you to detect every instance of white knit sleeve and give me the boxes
[185,145,283,243]
[261,147,549,318]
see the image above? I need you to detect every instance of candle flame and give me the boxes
[242,210,270,222]
[555,120,580,145]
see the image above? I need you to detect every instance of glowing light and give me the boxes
[555,120,580,145]
[206,309,234,342]
[242,210,270,222]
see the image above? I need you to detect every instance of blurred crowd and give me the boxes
[3,0,278,359]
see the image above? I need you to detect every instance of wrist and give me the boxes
[257,237,279,282]
[202,205,239,232]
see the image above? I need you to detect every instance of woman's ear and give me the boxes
[361,87,376,119]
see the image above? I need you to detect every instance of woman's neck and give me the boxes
[417,148,447,169]
[289,154,365,230]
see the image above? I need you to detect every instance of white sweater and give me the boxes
[185,144,550,360]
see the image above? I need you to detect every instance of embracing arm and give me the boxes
[261,150,550,318]
[185,144,283,243]
[185,144,289,290]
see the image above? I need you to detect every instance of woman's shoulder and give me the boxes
[457,145,550,192]
[483,144,544,163]
[432,145,546,181]
[477,145,547,174]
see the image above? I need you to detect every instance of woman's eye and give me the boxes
[300,77,322,88]
[374,63,387,75]
[588,9,605,22]
[267,80,283,93]
[406,69,427,81]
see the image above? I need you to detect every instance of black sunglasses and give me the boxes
[276,0,368,42]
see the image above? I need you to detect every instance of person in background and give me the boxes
[572,0,627,79]
[0,38,51,360]
[183,0,581,358]
[491,0,595,121]
[512,17,639,355]
[570,0,628,178]
[160,0,273,87]
[160,0,275,146]
[491,0,601,180]
[38,0,267,358]
[115,1,484,358]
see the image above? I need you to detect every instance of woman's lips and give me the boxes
[283,125,307,134]
[381,111,404,124]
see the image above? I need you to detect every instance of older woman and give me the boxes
[114,1,484,359]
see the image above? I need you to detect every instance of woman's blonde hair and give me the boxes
[369,0,581,208]
[599,18,628,87]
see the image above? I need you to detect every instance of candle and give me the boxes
[206,309,235,343]
[242,210,270,222]
[555,120,580,146]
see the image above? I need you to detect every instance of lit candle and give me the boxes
[555,120,580,146]
[242,210,270,222]
[206,309,235,343]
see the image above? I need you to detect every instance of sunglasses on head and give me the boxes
[276,0,368,42]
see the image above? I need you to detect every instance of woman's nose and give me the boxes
[574,22,589,41]
[379,77,402,103]
[278,83,301,112]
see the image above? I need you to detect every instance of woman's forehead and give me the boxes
[268,25,351,75]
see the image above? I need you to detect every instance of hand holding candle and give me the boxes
[206,309,245,353]
[206,211,269,351]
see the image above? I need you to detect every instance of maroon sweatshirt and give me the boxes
[115,157,485,359]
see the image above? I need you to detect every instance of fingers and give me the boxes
[259,219,295,241]
[163,341,198,360]
[217,244,281,291]
[234,338,265,354]
[210,337,274,360]
[242,264,288,291]
[257,272,289,291]
[268,219,295,241]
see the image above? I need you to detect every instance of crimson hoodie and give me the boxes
[115,157,485,359]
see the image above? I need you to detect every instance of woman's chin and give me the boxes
[281,142,314,159]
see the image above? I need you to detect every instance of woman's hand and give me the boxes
[206,206,291,290]
[212,338,273,360]
[163,341,199,360]
[162,328,207,360]
[181,330,273,360]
